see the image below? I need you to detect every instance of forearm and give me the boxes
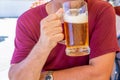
[52,65,110,80]
[9,41,51,80]
[51,53,115,80]
[39,53,115,80]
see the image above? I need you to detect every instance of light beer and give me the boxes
[63,9,90,56]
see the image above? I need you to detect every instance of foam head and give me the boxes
[64,9,88,23]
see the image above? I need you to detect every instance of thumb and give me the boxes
[55,8,64,19]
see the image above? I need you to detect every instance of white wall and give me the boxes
[0,0,34,18]
[0,18,17,80]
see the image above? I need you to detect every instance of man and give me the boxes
[8,0,120,80]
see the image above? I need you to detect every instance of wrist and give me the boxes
[36,41,51,54]
[37,39,54,52]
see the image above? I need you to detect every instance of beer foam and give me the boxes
[64,10,88,23]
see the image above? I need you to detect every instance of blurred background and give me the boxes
[0,0,49,80]
[0,0,120,80]
[0,0,34,80]
[0,0,35,18]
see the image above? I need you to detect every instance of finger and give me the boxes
[47,20,62,28]
[42,20,62,29]
[55,8,64,19]
[43,8,64,22]
[43,14,58,22]
[46,26,63,36]
[44,27,63,36]
[51,33,64,42]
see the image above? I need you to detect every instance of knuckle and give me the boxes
[51,14,58,19]
[58,33,64,40]
[59,27,63,32]
[61,33,64,39]
[57,20,62,25]
[60,33,64,40]
[57,27,62,33]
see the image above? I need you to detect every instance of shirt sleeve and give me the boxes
[10,4,46,64]
[89,5,120,59]
[10,17,36,64]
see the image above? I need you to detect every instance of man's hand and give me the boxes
[38,8,64,51]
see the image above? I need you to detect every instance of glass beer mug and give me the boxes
[62,0,90,56]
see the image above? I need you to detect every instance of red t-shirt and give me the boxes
[11,0,120,71]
